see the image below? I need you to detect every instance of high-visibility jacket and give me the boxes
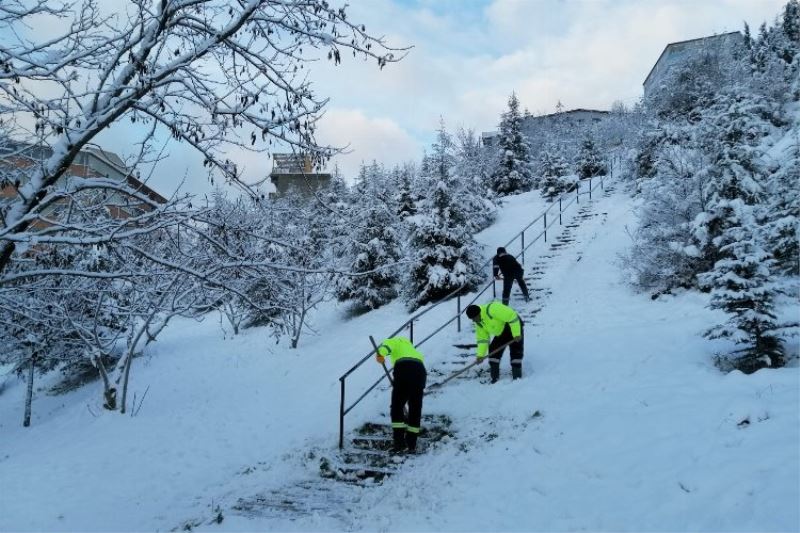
[473,301,522,358]
[377,336,425,366]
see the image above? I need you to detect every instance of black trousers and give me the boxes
[502,272,529,305]
[391,359,427,451]
[488,321,524,381]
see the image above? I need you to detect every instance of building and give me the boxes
[482,108,609,147]
[269,153,331,198]
[1,142,167,222]
[643,31,743,99]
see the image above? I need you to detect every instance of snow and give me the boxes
[0,185,798,532]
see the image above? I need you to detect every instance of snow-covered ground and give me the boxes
[1,182,797,532]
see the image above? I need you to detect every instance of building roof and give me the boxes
[83,145,127,173]
[643,31,741,87]
[126,175,168,205]
[0,142,167,204]
[77,146,167,204]
[527,108,609,121]
[482,108,609,140]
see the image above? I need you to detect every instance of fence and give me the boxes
[337,175,607,448]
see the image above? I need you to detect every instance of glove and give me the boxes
[513,336,523,343]
[376,355,385,364]
[494,275,502,280]
[476,356,486,365]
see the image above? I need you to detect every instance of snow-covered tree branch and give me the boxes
[0,0,405,278]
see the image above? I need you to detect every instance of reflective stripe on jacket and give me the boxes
[377,336,425,366]
[474,301,521,358]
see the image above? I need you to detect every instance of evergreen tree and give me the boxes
[698,203,785,373]
[784,0,800,43]
[405,135,483,309]
[452,127,499,232]
[747,2,800,103]
[575,135,607,179]
[764,139,800,274]
[336,163,402,310]
[490,92,534,195]
[690,92,772,271]
[392,163,420,220]
[538,146,573,200]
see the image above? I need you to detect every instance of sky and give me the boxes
[92,0,789,198]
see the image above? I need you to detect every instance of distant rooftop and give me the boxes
[482,108,609,142]
[643,31,742,87]
[272,153,313,174]
[527,108,608,121]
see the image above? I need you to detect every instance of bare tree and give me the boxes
[0,0,405,280]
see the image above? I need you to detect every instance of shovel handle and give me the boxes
[369,335,393,385]
[427,336,520,391]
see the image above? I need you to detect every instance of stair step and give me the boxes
[232,480,356,518]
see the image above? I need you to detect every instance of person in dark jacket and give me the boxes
[492,247,530,305]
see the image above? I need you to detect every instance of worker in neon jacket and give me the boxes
[465,301,524,383]
[375,336,427,453]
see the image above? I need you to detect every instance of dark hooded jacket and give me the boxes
[492,251,523,278]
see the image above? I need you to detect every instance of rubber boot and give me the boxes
[489,363,500,384]
[405,431,418,453]
[512,365,522,380]
[392,428,406,454]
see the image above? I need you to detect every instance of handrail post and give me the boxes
[457,294,461,332]
[544,212,547,243]
[559,197,562,224]
[589,177,593,200]
[576,180,580,204]
[521,230,525,265]
[339,377,345,449]
[492,276,496,298]
[409,320,414,343]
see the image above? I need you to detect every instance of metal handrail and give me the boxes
[338,175,608,447]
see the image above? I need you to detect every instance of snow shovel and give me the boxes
[368,335,409,420]
[427,337,520,391]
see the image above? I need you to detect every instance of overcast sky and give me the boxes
[96,0,788,198]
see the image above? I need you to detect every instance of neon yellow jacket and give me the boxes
[473,301,521,358]
[377,336,425,365]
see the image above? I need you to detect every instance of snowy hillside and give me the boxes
[1,181,797,532]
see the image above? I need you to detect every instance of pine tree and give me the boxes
[575,136,607,179]
[699,203,785,373]
[336,162,402,311]
[392,163,419,220]
[452,127,499,232]
[538,146,573,200]
[784,0,800,43]
[748,4,800,103]
[764,140,800,275]
[405,133,483,309]
[490,92,534,195]
[781,0,800,60]
[691,92,772,271]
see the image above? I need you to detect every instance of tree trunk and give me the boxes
[93,353,117,410]
[23,353,35,427]
[290,306,306,349]
[119,351,133,415]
